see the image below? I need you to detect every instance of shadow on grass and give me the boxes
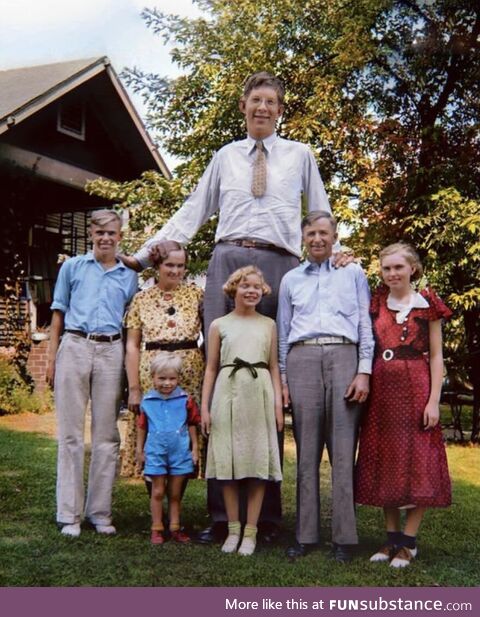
[0,427,479,587]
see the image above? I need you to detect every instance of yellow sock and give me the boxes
[228,521,241,535]
[243,524,257,538]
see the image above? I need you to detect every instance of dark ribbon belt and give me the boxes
[220,356,269,379]
[65,329,121,343]
[145,339,199,352]
[377,346,426,361]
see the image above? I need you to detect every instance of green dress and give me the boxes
[205,312,282,482]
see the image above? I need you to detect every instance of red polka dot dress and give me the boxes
[355,286,452,508]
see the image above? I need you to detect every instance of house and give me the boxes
[0,56,170,388]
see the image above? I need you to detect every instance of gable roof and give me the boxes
[0,57,170,178]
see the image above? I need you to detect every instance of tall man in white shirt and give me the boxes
[123,72,332,544]
[277,211,374,563]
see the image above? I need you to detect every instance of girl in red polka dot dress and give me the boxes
[355,243,452,568]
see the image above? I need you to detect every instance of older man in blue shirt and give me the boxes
[277,210,374,562]
[47,210,138,538]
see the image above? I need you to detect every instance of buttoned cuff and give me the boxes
[357,358,372,375]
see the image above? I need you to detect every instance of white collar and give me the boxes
[247,132,277,154]
[387,291,429,323]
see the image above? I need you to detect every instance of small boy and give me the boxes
[136,352,200,545]
[47,210,138,537]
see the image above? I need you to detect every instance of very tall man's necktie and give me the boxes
[252,140,267,197]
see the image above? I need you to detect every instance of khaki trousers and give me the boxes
[55,333,123,525]
[287,343,361,545]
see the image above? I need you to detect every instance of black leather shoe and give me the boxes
[258,522,280,544]
[333,543,352,563]
[286,541,311,562]
[196,522,228,544]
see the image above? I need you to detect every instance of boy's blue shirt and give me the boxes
[51,252,138,334]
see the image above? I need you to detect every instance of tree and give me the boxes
[89,0,479,437]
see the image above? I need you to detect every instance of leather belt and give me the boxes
[294,336,353,346]
[218,239,292,255]
[65,329,121,343]
[145,340,199,351]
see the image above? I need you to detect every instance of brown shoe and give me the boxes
[151,529,165,545]
[370,543,395,562]
[390,546,417,568]
[171,529,191,544]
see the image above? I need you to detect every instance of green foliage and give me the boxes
[94,1,479,428]
[405,188,480,309]
[0,358,53,415]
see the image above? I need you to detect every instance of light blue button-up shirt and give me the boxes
[277,258,374,377]
[134,132,331,266]
[51,253,138,334]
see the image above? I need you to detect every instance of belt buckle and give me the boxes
[242,240,256,248]
[382,349,394,361]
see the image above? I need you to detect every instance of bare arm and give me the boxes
[46,310,64,387]
[118,254,142,272]
[125,328,143,413]
[200,323,221,437]
[269,324,284,432]
[136,425,146,467]
[424,319,444,429]
[189,425,199,465]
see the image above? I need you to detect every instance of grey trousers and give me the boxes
[287,343,361,545]
[204,242,299,524]
[55,333,123,525]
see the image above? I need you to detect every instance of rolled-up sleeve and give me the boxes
[50,260,72,314]
[134,154,221,268]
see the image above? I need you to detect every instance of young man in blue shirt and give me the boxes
[47,210,138,537]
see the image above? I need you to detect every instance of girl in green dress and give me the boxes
[201,266,283,556]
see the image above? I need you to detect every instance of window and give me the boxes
[57,99,86,140]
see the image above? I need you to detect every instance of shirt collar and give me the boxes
[86,251,126,270]
[387,291,429,323]
[302,257,334,272]
[143,386,186,401]
[246,132,277,155]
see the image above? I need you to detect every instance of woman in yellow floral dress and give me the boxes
[121,240,204,477]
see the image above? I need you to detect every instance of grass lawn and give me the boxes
[0,423,479,587]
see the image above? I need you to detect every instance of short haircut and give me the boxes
[301,210,337,232]
[90,209,122,228]
[379,242,424,281]
[243,72,285,105]
[150,240,187,268]
[150,351,183,376]
[222,265,271,299]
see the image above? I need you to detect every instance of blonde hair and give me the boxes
[90,209,122,228]
[379,242,423,281]
[222,266,271,299]
[150,352,182,376]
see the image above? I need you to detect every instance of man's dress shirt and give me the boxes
[277,258,374,378]
[134,133,331,266]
